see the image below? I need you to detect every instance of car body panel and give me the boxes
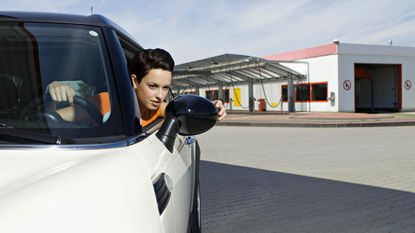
[0,140,163,233]
[145,134,194,233]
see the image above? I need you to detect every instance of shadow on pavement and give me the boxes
[200,161,415,233]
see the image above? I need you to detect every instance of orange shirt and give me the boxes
[141,107,162,127]
[89,92,111,116]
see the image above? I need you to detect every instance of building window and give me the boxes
[281,82,328,102]
[224,89,230,103]
[205,89,230,102]
[182,90,196,95]
[281,85,288,101]
[311,83,328,101]
[296,84,310,102]
[205,90,218,100]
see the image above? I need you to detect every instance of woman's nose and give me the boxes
[155,88,163,99]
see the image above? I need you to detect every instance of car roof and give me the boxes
[0,11,137,43]
[1,11,114,26]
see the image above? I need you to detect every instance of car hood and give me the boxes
[0,147,162,233]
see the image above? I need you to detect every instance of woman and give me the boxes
[130,48,226,126]
[48,48,226,126]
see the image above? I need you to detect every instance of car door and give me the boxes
[139,120,195,233]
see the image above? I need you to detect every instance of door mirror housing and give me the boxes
[156,95,218,152]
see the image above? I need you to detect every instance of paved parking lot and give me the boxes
[197,126,415,233]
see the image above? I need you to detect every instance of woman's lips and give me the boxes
[151,100,160,107]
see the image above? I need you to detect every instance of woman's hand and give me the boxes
[47,81,76,104]
[212,100,227,121]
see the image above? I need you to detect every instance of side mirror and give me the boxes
[156,95,218,152]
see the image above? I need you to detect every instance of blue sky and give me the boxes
[3,0,415,64]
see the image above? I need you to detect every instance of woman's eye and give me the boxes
[149,85,157,89]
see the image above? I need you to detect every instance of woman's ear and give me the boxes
[131,74,138,89]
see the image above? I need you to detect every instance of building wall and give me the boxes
[230,84,250,110]
[297,55,339,112]
[401,64,415,111]
[253,81,283,111]
[200,83,283,111]
[338,44,415,112]
[199,85,250,111]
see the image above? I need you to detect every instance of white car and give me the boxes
[0,11,217,233]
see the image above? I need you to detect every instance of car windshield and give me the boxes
[0,22,124,143]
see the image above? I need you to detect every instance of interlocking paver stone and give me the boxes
[199,126,415,233]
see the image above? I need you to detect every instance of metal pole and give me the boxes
[195,86,200,96]
[218,82,224,101]
[248,79,254,112]
[288,78,295,112]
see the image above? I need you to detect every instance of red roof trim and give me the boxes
[263,44,337,61]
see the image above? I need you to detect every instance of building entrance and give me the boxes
[355,64,401,113]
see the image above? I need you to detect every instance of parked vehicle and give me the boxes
[0,11,217,233]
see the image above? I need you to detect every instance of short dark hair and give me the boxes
[128,48,175,82]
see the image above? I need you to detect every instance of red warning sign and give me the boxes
[343,80,352,91]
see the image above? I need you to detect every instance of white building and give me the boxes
[173,42,415,113]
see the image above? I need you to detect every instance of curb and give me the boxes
[217,121,415,128]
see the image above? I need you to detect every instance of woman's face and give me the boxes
[132,68,172,111]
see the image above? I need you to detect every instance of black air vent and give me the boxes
[153,173,171,215]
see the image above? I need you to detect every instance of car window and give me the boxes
[0,22,124,142]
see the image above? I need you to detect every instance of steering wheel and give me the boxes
[20,95,103,126]
[72,95,103,125]
[20,96,62,125]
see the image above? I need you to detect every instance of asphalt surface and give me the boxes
[198,126,415,233]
